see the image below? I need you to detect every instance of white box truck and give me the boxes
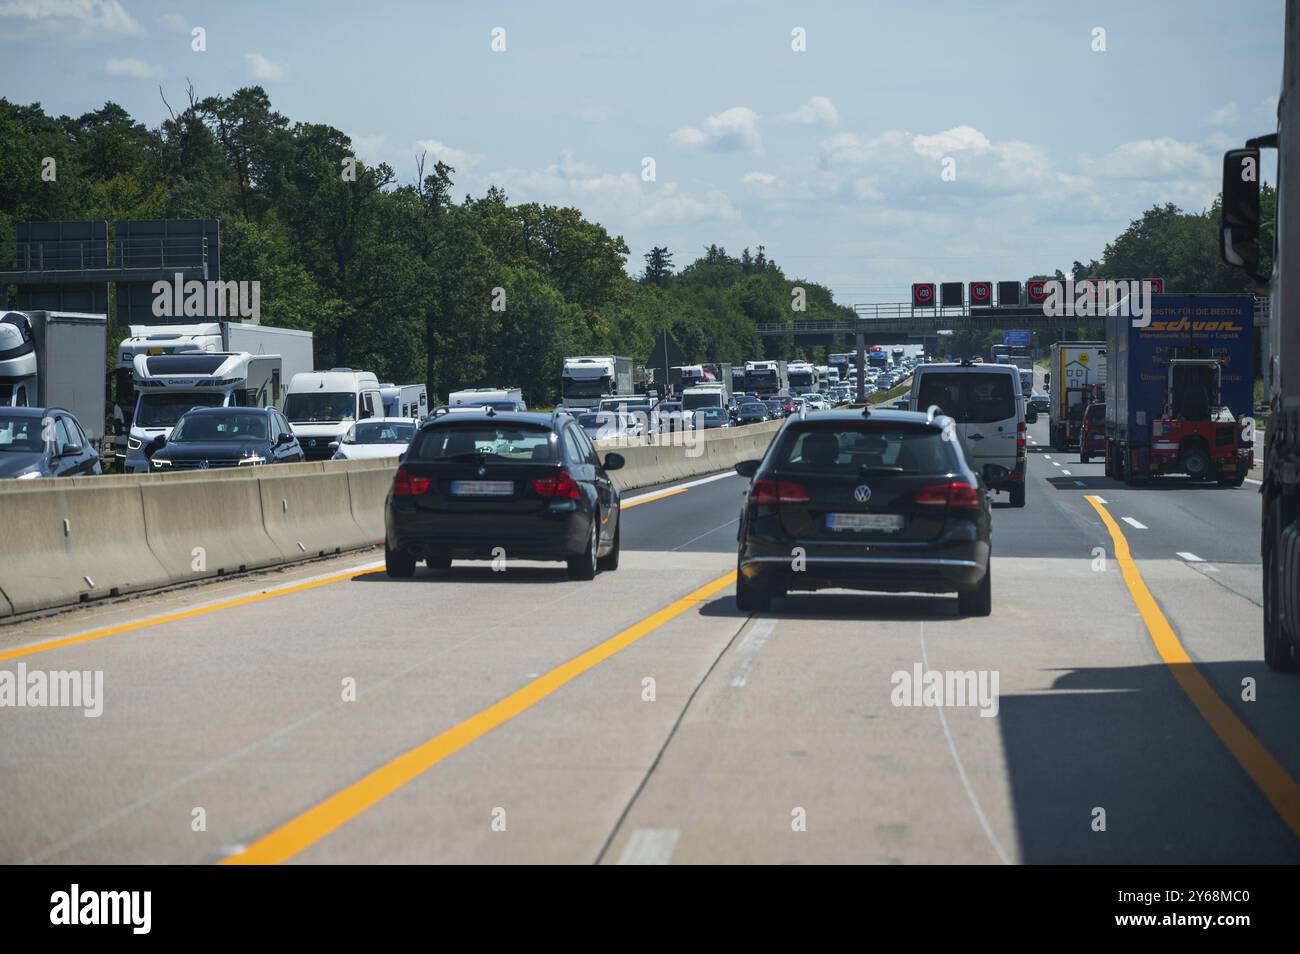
[0,310,107,451]
[1048,341,1106,450]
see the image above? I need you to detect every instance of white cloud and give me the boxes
[485,150,738,230]
[740,171,777,186]
[1201,102,1239,126]
[911,125,991,159]
[1086,137,1214,180]
[416,138,483,169]
[158,11,186,32]
[0,0,143,41]
[670,106,762,153]
[104,56,159,79]
[349,134,386,163]
[785,95,839,127]
[243,52,284,81]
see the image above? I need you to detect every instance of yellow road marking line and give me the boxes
[222,569,738,865]
[1086,495,1300,838]
[621,487,687,509]
[0,565,381,663]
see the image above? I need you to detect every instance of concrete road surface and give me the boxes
[2,417,1297,864]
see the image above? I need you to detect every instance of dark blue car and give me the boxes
[143,406,303,470]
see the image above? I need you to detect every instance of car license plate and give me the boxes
[450,480,514,496]
[825,512,904,532]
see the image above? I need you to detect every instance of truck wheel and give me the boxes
[1264,502,1300,672]
[1009,483,1026,508]
[1181,445,1211,480]
[958,563,992,617]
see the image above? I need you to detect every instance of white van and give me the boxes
[910,361,1026,507]
[284,368,383,460]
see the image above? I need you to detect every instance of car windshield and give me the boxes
[915,372,1017,424]
[701,408,728,422]
[284,392,356,423]
[345,421,415,444]
[740,403,765,413]
[0,414,46,452]
[171,412,269,442]
[136,392,225,428]
[409,424,556,462]
[775,423,954,474]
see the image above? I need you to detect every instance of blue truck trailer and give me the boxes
[1104,294,1254,486]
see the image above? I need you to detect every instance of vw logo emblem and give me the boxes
[854,484,871,503]
[477,465,487,477]
[199,460,209,470]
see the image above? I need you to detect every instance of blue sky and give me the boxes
[0,0,1286,303]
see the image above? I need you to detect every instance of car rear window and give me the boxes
[408,424,557,462]
[915,372,1016,424]
[772,422,955,474]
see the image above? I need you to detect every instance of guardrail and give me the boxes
[0,421,784,619]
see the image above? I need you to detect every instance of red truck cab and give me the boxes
[1080,401,1106,463]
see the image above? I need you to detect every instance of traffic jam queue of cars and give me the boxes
[382,358,1012,623]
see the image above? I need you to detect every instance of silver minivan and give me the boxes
[909,361,1026,507]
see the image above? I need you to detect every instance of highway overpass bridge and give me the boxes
[755,299,1270,352]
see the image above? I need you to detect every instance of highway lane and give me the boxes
[2,415,1299,863]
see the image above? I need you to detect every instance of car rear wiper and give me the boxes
[858,465,910,474]
[431,452,490,462]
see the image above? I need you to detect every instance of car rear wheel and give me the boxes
[385,543,416,578]
[1009,483,1026,508]
[1080,449,1089,464]
[597,514,620,571]
[567,514,599,581]
[958,564,992,617]
[735,569,771,612]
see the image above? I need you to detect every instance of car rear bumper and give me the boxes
[739,536,989,594]
[385,502,593,562]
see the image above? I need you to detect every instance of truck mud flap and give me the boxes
[1283,517,1300,644]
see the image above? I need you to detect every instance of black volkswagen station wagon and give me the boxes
[734,407,992,615]
[384,409,623,580]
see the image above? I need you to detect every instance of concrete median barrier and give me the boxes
[599,420,781,492]
[141,470,282,584]
[0,478,170,617]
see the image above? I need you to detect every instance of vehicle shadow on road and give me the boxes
[698,591,964,621]
[999,660,1300,863]
[353,566,571,584]
[1043,475,1243,491]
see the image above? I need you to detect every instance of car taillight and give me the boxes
[392,468,431,496]
[750,478,809,505]
[532,471,580,499]
[915,481,980,509]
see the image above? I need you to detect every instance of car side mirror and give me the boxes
[603,452,624,471]
[735,459,760,478]
[327,440,339,450]
[59,443,83,458]
[144,434,166,458]
[279,433,296,446]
